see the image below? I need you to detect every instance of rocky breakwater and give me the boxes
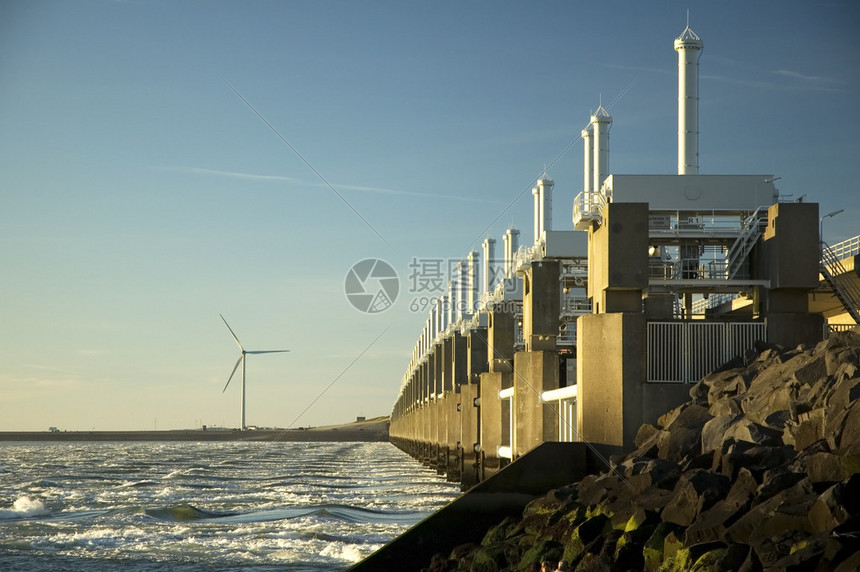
[424,330,860,571]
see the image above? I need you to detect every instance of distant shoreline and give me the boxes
[0,417,390,443]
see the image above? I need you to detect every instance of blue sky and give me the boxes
[2,1,858,431]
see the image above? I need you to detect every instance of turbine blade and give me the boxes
[223,355,244,392]
[244,350,290,354]
[220,314,243,351]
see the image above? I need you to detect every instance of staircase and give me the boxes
[727,207,768,279]
[820,241,860,324]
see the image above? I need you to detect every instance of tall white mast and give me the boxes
[675,21,703,175]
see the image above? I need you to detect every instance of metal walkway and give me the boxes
[820,241,860,324]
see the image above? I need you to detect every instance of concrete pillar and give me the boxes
[576,313,646,449]
[478,370,511,481]
[467,328,489,384]
[513,351,560,457]
[445,392,460,481]
[522,260,560,351]
[445,333,468,480]
[434,343,443,396]
[462,328,488,487]
[760,202,822,346]
[452,333,468,389]
[487,310,515,372]
[459,382,480,490]
[442,337,454,393]
[588,202,649,314]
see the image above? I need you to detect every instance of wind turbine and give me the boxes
[220,314,289,430]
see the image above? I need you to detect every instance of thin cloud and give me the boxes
[335,182,502,204]
[701,73,844,94]
[607,60,845,94]
[772,69,823,82]
[604,63,672,77]
[160,166,501,204]
[157,166,301,183]
[78,349,108,357]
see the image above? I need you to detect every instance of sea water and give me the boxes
[0,441,460,571]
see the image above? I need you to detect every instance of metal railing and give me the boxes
[573,191,607,230]
[820,241,860,324]
[558,322,577,345]
[647,321,765,382]
[727,207,768,279]
[561,294,591,316]
[825,323,857,338]
[542,385,578,442]
[830,235,860,261]
[498,387,515,459]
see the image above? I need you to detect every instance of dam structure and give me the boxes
[387,25,860,491]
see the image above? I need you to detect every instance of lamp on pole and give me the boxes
[820,209,844,244]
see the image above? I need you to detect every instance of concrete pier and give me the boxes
[389,27,854,494]
[378,24,857,571]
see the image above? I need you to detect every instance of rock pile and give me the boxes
[423,330,860,571]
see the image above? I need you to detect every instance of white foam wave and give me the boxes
[0,496,50,519]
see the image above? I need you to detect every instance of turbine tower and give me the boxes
[220,314,289,430]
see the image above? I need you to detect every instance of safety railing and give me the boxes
[573,191,607,230]
[727,207,768,279]
[558,322,577,346]
[820,241,860,324]
[498,387,515,459]
[561,294,591,316]
[830,235,860,261]
[825,323,857,338]
[542,385,578,442]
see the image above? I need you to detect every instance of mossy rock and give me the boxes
[517,538,563,572]
[615,523,658,559]
[562,514,611,563]
[625,507,661,532]
[659,543,727,572]
[522,498,567,536]
[545,503,587,544]
[643,522,682,571]
[573,553,613,571]
[691,548,727,571]
[469,544,508,572]
[615,540,646,571]
[482,517,523,546]
[448,543,480,570]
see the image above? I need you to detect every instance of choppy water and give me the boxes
[0,441,460,571]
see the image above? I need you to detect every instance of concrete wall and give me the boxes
[487,310,515,372]
[588,202,649,313]
[459,383,480,489]
[761,202,823,347]
[467,328,489,383]
[577,312,647,449]
[444,392,460,480]
[522,260,560,351]
[763,202,820,290]
[478,370,510,480]
[513,351,559,457]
